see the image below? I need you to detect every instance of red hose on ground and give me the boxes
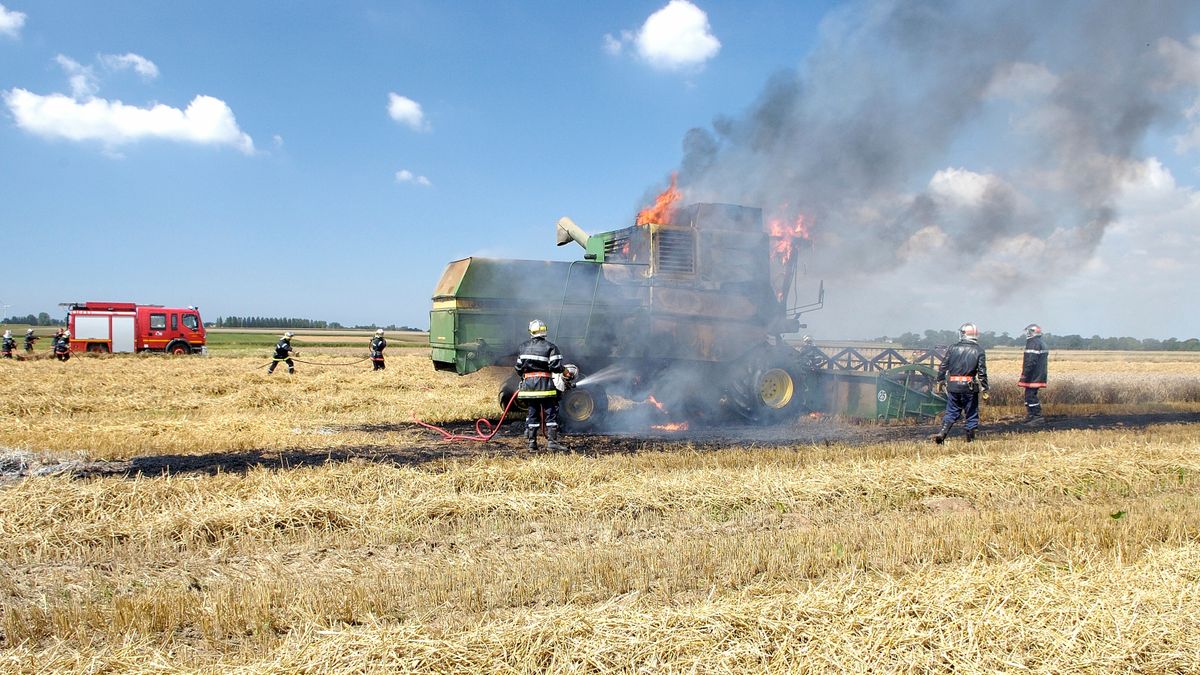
[412,391,521,443]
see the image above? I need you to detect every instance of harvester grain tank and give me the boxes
[430,203,824,428]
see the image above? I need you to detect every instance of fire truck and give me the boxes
[64,302,207,354]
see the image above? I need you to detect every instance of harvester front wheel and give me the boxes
[561,386,608,432]
[728,349,804,423]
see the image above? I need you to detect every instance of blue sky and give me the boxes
[3,1,1200,339]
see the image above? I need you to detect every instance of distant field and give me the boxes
[204,327,428,353]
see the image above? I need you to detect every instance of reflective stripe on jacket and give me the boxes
[1019,335,1048,387]
[515,336,563,399]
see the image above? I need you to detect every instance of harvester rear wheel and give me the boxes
[561,386,607,432]
[498,374,528,420]
[727,348,803,423]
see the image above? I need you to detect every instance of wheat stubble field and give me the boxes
[1,346,1199,672]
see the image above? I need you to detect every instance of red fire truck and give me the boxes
[64,302,207,354]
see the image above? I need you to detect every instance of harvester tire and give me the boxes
[498,374,528,419]
[728,348,804,423]
[561,386,607,432]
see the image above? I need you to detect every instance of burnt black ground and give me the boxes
[6,410,1189,481]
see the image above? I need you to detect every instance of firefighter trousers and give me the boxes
[267,358,294,374]
[1024,387,1042,417]
[372,357,385,371]
[524,398,559,434]
[942,391,980,431]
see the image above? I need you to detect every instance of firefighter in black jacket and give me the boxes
[369,329,387,371]
[932,322,989,443]
[24,329,38,353]
[1,330,14,358]
[514,319,569,452]
[267,332,298,374]
[1019,323,1048,426]
[53,330,71,361]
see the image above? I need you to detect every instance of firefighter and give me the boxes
[1019,323,1048,426]
[24,328,38,353]
[267,331,298,374]
[369,329,387,371]
[53,330,71,361]
[515,319,570,452]
[1,330,13,358]
[931,322,989,444]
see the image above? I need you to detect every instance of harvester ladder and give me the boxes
[553,261,604,343]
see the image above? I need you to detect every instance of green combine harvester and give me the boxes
[430,203,944,429]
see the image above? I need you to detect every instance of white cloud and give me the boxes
[55,54,99,99]
[395,169,431,187]
[0,3,25,38]
[928,167,997,205]
[387,93,429,131]
[634,0,720,71]
[4,88,255,154]
[602,33,624,56]
[100,52,160,80]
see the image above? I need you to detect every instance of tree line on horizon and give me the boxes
[877,329,1200,351]
[206,316,423,331]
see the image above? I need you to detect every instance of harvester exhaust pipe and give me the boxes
[556,217,590,249]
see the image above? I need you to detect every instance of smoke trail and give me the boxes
[672,0,1200,303]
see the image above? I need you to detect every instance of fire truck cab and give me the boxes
[65,301,207,355]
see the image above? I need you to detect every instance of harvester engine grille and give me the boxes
[605,228,634,259]
[654,228,696,275]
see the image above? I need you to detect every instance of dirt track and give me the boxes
[5,410,1194,482]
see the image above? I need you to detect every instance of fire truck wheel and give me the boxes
[498,374,529,419]
[166,341,191,355]
[87,343,109,354]
[561,386,607,432]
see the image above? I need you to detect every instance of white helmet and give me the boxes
[528,319,548,337]
[26,328,34,335]
[2,330,10,338]
[64,330,71,337]
[959,322,979,342]
[282,331,295,339]
[1023,323,1042,339]
[375,329,384,336]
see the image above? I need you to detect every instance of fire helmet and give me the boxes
[282,331,295,339]
[2,330,9,338]
[801,335,814,346]
[1023,323,1042,339]
[64,330,71,337]
[26,328,34,335]
[375,329,384,336]
[959,322,979,342]
[528,319,548,337]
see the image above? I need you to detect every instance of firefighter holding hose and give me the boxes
[267,331,298,375]
[53,330,71,361]
[1,330,14,358]
[1019,323,1048,426]
[514,319,570,452]
[24,328,38,353]
[931,322,989,444]
[369,329,387,371]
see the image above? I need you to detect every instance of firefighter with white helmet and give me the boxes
[1,330,13,358]
[54,330,71,361]
[514,318,570,452]
[24,328,38,353]
[1019,323,1048,426]
[369,329,387,371]
[267,331,298,375]
[931,322,989,444]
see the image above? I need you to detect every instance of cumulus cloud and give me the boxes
[387,93,429,131]
[4,89,255,153]
[395,169,431,187]
[100,52,160,80]
[605,1,720,70]
[0,3,25,38]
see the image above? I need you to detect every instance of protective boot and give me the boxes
[525,428,539,451]
[965,428,976,442]
[929,422,952,445]
[546,426,569,453]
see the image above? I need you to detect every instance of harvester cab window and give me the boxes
[171,314,178,331]
[182,314,199,331]
[150,313,167,330]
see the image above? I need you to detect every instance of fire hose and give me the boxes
[412,391,520,443]
[249,355,374,370]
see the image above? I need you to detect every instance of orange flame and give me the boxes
[651,421,689,432]
[636,173,681,226]
[646,395,667,413]
[767,214,810,266]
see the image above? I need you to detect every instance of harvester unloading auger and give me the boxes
[430,203,946,430]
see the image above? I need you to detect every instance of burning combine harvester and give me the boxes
[430,200,945,431]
